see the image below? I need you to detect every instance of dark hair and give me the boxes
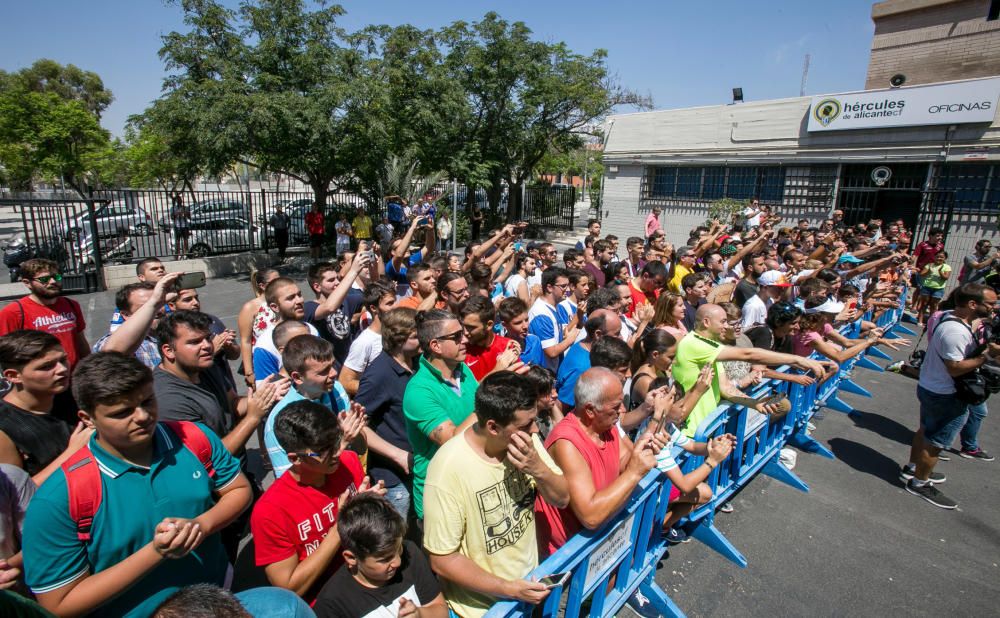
[590,337,632,370]
[587,218,600,227]
[152,584,251,618]
[603,262,627,285]
[562,248,582,265]
[459,295,495,326]
[521,365,555,397]
[250,267,280,295]
[116,281,155,313]
[72,352,153,413]
[798,277,828,298]
[337,493,406,560]
[364,280,397,311]
[626,236,644,249]
[273,400,343,454]
[929,227,944,236]
[816,269,841,284]
[630,329,676,374]
[513,253,532,274]
[681,272,703,292]
[497,297,528,323]
[0,330,62,371]
[155,310,214,348]
[264,277,298,307]
[593,239,611,254]
[640,260,667,279]
[307,261,338,287]
[381,307,417,355]
[19,259,59,280]
[475,371,537,427]
[272,320,311,350]
[586,287,622,313]
[541,267,569,292]
[136,257,164,277]
[436,271,466,295]
[837,284,860,299]
[954,282,988,307]
[741,252,766,270]
[415,309,456,351]
[765,301,803,329]
[567,268,589,287]
[469,262,492,287]
[406,262,433,284]
[282,334,334,375]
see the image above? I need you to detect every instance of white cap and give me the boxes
[804,298,845,315]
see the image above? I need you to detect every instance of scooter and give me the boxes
[2,232,31,282]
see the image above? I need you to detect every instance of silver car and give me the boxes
[53,201,154,241]
[186,217,262,257]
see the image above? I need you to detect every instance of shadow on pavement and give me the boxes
[849,408,914,446]
[829,437,903,487]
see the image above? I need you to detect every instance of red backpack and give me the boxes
[61,421,216,541]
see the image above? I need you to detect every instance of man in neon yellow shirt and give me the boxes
[672,304,826,437]
[668,247,697,294]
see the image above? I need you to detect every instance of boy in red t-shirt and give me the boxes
[459,296,522,380]
[250,400,385,605]
[0,259,89,370]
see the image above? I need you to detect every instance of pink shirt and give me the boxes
[645,212,661,237]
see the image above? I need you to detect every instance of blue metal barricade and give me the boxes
[485,292,908,618]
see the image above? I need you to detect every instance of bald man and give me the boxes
[673,304,826,437]
[536,366,662,555]
[554,309,621,408]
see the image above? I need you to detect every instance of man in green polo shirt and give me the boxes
[672,304,827,438]
[22,352,252,618]
[403,309,479,520]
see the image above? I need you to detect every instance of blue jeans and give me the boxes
[917,385,969,449]
[960,400,989,451]
[385,483,411,521]
[235,587,315,617]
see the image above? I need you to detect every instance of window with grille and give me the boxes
[644,165,786,203]
[936,164,1000,211]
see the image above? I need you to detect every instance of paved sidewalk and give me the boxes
[649,345,1000,617]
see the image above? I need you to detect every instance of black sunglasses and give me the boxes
[435,330,465,343]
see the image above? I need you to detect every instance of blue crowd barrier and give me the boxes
[486,292,909,618]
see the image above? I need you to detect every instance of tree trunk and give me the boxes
[507,181,523,222]
[310,179,329,214]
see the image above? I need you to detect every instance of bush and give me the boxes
[706,198,746,227]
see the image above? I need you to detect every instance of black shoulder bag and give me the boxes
[938,316,989,405]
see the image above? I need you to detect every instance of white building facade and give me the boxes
[599,76,1000,263]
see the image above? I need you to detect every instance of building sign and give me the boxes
[807,78,1000,132]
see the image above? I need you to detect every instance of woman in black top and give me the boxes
[0,331,89,485]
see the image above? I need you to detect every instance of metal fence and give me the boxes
[0,184,580,287]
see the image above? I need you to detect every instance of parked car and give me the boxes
[186,217,262,257]
[53,201,154,241]
[159,199,250,230]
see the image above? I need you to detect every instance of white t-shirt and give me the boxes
[743,207,762,228]
[344,327,382,373]
[918,317,977,395]
[527,271,542,289]
[504,274,526,298]
[740,294,770,329]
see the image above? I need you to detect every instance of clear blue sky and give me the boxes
[1,0,877,137]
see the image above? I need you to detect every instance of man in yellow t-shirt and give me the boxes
[423,372,568,618]
[668,247,697,294]
[352,207,373,246]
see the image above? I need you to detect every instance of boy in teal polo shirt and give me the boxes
[22,352,252,618]
[403,310,479,520]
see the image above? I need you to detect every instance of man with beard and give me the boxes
[0,259,90,370]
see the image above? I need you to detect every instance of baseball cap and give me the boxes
[837,254,864,265]
[758,270,792,287]
[804,298,845,315]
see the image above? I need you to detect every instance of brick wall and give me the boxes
[866,0,1000,88]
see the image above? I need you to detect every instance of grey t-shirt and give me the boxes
[154,365,233,439]
[918,317,977,395]
[0,464,34,560]
[962,254,992,284]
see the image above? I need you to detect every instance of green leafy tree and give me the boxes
[439,13,649,220]
[0,60,115,193]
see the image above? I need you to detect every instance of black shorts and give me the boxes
[310,233,325,248]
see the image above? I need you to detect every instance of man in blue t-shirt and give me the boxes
[555,310,621,407]
[528,268,580,372]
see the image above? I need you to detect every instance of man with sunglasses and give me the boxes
[0,259,90,372]
[403,310,480,523]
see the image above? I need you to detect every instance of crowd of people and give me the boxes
[0,198,993,618]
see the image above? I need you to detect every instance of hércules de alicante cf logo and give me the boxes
[813,98,841,126]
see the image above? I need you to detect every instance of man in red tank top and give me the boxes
[534,367,662,556]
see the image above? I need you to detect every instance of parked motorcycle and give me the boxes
[74,229,135,267]
[3,232,31,282]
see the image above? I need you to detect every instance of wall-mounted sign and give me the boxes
[807,78,1000,132]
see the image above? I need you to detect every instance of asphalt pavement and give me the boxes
[653,343,1000,617]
